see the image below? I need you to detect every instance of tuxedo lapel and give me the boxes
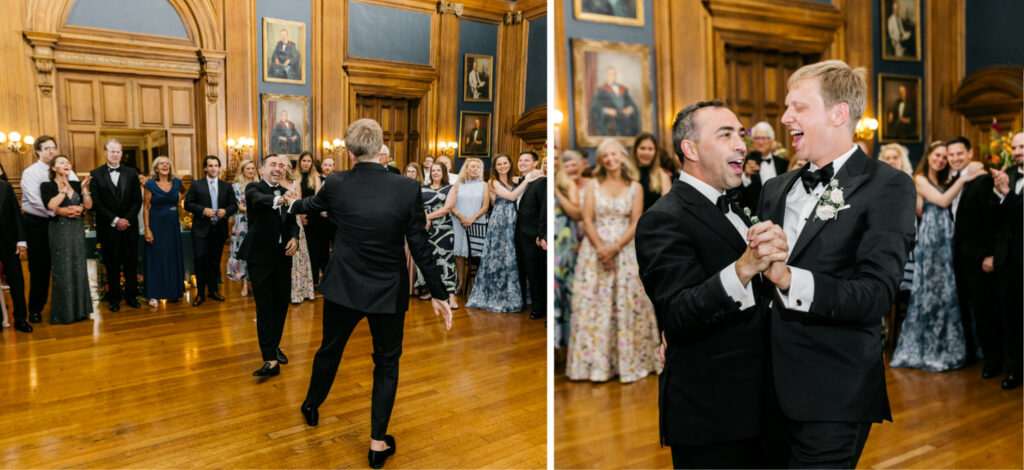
[790,150,871,262]
[674,182,746,253]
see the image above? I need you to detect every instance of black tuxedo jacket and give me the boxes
[184,177,237,239]
[237,181,299,266]
[953,173,998,262]
[740,152,789,210]
[89,165,143,237]
[636,179,767,447]
[516,177,547,241]
[0,180,25,249]
[994,166,1023,270]
[757,149,916,423]
[385,164,401,175]
[290,162,447,313]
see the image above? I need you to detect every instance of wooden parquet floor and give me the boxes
[0,277,546,468]
[554,353,1023,469]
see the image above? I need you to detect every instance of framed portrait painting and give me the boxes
[464,54,493,102]
[262,93,310,159]
[459,111,491,157]
[880,0,920,61]
[571,38,652,148]
[574,0,643,27]
[263,17,306,84]
[878,74,921,143]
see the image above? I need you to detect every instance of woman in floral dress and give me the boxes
[226,159,258,296]
[283,162,315,303]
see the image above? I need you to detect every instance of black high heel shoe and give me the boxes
[368,435,396,469]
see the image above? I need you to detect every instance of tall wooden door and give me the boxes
[724,47,818,150]
[354,95,421,170]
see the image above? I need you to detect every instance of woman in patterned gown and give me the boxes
[416,162,458,308]
[466,154,540,312]
[567,139,661,383]
[891,141,983,371]
[226,159,258,297]
[554,150,585,347]
[143,156,185,306]
[283,161,314,303]
[40,155,94,324]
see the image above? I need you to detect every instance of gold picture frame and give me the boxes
[573,0,643,27]
[263,17,306,84]
[571,38,652,148]
[878,74,922,143]
[261,93,310,159]
[880,0,920,61]
[463,54,493,102]
[459,111,492,157]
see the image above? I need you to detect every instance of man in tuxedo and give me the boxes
[271,110,301,155]
[0,177,31,332]
[378,144,401,175]
[753,60,916,467]
[991,131,1023,389]
[515,151,547,320]
[636,100,788,468]
[740,121,790,209]
[89,139,143,312]
[946,136,1001,374]
[184,156,237,306]
[286,119,451,468]
[238,154,299,377]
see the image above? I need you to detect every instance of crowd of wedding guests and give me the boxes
[554,125,1023,390]
[0,135,548,334]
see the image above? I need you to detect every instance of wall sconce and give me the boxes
[322,138,345,156]
[0,132,35,153]
[226,137,254,156]
[439,141,458,157]
[552,109,564,150]
[855,117,879,141]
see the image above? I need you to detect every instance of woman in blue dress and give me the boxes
[466,154,541,312]
[416,163,458,308]
[142,156,186,306]
[891,141,984,371]
[450,158,489,294]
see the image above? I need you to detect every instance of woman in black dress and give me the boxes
[40,155,94,324]
[629,133,671,212]
[296,151,327,285]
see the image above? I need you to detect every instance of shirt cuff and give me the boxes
[777,266,814,312]
[994,188,1007,203]
[111,217,120,227]
[741,174,752,187]
[719,262,756,310]
[272,196,283,210]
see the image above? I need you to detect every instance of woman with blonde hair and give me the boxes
[567,139,660,382]
[554,150,585,348]
[449,157,490,298]
[226,158,259,296]
[141,156,186,306]
[879,143,914,175]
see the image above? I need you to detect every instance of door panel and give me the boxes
[353,95,421,171]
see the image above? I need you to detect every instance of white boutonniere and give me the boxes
[812,179,851,221]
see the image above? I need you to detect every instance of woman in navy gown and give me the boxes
[891,141,984,371]
[143,156,185,305]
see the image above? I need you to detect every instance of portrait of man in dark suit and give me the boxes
[272,110,302,155]
[263,18,305,84]
[459,112,490,156]
[588,66,641,137]
[880,75,920,142]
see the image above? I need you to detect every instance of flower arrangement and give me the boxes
[983,118,1017,169]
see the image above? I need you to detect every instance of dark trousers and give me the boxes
[671,438,760,469]
[304,300,405,440]
[785,420,872,469]
[515,231,545,313]
[250,253,291,361]
[192,232,226,296]
[0,245,28,322]
[99,227,139,304]
[997,262,1023,375]
[23,214,51,315]
[954,256,1000,365]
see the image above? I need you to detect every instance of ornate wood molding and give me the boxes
[951,66,1024,121]
[198,50,224,103]
[23,31,58,96]
[343,58,439,96]
[503,11,524,25]
[436,1,464,17]
[510,105,546,151]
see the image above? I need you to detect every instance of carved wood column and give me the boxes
[653,0,713,153]
[197,49,227,176]
[435,2,462,155]
[315,0,348,161]
[925,0,967,143]
[23,31,60,139]
[494,11,527,157]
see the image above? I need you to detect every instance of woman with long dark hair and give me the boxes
[40,155,93,324]
[629,133,672,212]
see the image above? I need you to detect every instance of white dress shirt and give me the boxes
[21,160,78,218]
[677,170,756,310]
[776,144,858,312]
[950,170,965,221]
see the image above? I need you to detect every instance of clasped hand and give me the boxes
[280,188,302,207]
[737,221,791,290]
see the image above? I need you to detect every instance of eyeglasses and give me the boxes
[752,136,772,141]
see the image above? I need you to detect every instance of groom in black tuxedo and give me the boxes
[89,139,143,311]
[636,100,788,469]
[285,118,451,469]
[515,150,547,319]
[754,60,916,468]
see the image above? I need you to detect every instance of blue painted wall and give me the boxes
[456,19,499,171]
[67,0,188,38]
[257,0,313,158]
[348,2,432,65]
[965,0,1024,75]
[873,0,926,166]
[563,0,656,162]
[524,15,548,111]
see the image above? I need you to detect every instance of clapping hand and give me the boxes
[81,175,92,189]
[430,297,453,330]
[991,168,1011,195]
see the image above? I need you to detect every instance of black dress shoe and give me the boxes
[191,296,205,307]
[252,362,280,377]
[982,364,1002,379]
[209,292,226,301]
[529,310,545,320]
[301,402,318,426]
[13,320,33,333]
[108,302,120,312]
[276,348,288,364]
[28,312,42,323]
[1002,373,1021,390]
[125,298,141,309]
[368,435,396,469]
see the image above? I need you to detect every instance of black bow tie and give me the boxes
[716,189,741,214]
[951,171,960,179]
[800,163,834,193]
[108,167,120,173]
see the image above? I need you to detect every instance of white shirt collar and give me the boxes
[678,170,726,204]
[107,163,120,169]
[207,176,218,184]
[808,144,858,175]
